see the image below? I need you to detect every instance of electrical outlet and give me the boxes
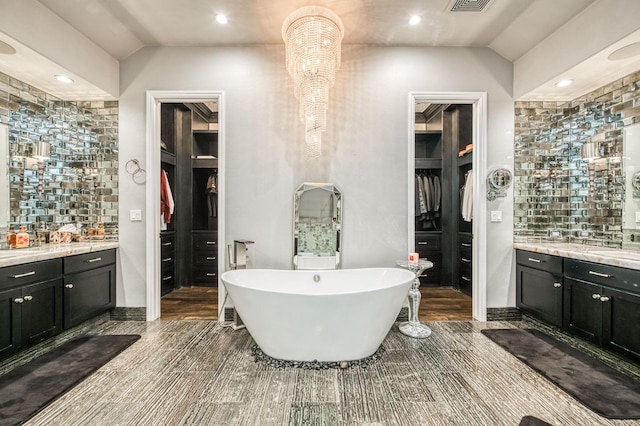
[635,212,640,223]
[550,231,560,238]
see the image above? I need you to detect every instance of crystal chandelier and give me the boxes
[282,6,344,158]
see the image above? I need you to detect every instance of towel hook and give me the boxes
[125,159,146,185]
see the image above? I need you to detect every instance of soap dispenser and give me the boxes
[16,226,29,248]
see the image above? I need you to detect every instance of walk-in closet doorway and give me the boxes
[145,91,226,321]
[408,92,487,321]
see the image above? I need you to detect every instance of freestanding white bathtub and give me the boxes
[220,268,415,362]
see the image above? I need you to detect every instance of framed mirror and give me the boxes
[293,182,342,270]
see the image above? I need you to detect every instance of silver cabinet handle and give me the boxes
[14,297,24,304]
[206,256,216,260]
[162,276,173,281]
[23,295,33,301]
[206,273,217,277]
[162,257,172,262]
[206,241,216,245]
[592,293,602,300]
[600,296,610,302]
[161,242,172,246]
[461,243,471,247]
[553,282,562,288]
[461,276,471,282]
[417,242,428,245]
[461,258,471,263]
[527,258,542,263]
[65,284,74,289]
[588,271,612,278]
[86,257,102,263]
[10,271,35,278]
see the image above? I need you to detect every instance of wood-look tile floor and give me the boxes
[24,319,640,426]
[161,287,472,322]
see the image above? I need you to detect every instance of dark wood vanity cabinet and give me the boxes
[0,259,63,359]
[63,250,116,329]
[564,258,640,362]
[516,249,640,362]
[516,251,564,327]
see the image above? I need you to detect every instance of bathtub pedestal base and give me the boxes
[396,259,433,339]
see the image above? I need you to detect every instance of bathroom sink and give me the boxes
[587,250,640,261]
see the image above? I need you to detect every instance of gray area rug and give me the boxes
[0,334,140,426]
[482,328,640,420]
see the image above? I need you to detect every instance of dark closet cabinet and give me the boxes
[415,104,473,293]
[161,104,218,291]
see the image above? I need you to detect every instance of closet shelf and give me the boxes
[161,151,176,165]
[458,154,472,167]
[415,158,442,169]
[192,158,218,168]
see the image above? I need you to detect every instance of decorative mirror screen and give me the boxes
[293,182,342,270]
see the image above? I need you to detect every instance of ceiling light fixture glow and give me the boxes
[555,79,573,88]
[54,75,74,84]
[409,15,421,25]
[215,14,228,24]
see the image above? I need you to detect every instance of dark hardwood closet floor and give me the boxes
[161,286,472,321]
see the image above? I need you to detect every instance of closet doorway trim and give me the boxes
[145,90,226,321]
[408,92,487,321]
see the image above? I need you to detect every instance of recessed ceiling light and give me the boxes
[215,14,228,24]
[555,79,573,88]
[608,42,640,61]
[0,40,16,55]
[409,15,421,25]
[54,75,74,84]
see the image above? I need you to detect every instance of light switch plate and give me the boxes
[130,209,142,221]
[635,212,640,223]
[490,210,502,222]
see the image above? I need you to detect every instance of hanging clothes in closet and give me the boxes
[160,169,175,231]
[206,171,217,217]
[415,170,441,230]
[461,169,473,222]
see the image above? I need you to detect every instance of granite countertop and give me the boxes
[0,241,119,268]
[514,242,640,271]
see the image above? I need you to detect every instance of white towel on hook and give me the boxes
[461,170,473,222]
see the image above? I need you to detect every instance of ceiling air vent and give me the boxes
[448,0,493,12]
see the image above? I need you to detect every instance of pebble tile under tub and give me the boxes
[20,320,640,426]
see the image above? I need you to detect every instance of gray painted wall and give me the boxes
[118,45,515,309]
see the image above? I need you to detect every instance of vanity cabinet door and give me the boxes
[21,278,63,347]
[563,277,601,344]
[64,264,116,329]
[601,287,640,362]
[0,287,21,359]
[516,265,563,327]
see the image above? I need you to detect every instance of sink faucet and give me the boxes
[229,240,254,269]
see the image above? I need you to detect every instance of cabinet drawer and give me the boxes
[0,259,62,290]
[160,233,176,255]
[193,232,218,250]
[564,258,640,294]
[516,250,562,274]
[64,249,116,274]
[192,267,218,285]
[415,233,441,252]
[459,273,472,295]
[193,252,218,266]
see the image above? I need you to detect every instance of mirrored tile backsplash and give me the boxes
[514,71,640,248]
[0,72,118,238]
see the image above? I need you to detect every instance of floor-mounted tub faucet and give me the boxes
[228,240,254,270]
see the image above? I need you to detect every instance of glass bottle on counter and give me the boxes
[16,225,29,248]
[6,227,16,249]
